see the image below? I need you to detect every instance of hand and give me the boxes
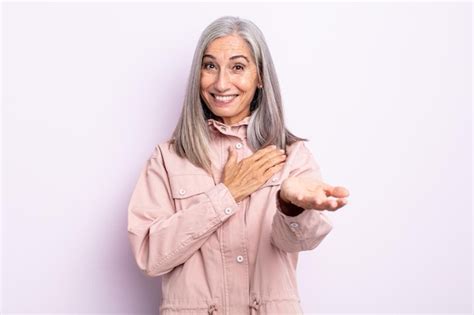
[223,145,286,203]
[279,177,349,211]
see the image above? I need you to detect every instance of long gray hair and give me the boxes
[169,16,308,175]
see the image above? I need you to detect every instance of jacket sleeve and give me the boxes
[127,145,238,277]
[270,142,334,253]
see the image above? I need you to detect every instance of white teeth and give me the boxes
[214,94,237,102]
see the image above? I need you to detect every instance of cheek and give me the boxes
[199,80,209,98]
[238,74,258,91]
[238,81,256,94]
[200,73,211,90]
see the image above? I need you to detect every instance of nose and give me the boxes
[214,69,231,92]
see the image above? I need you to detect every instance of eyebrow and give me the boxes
[203,54,249,63]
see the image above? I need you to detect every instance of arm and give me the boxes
[127,145,238,277]
[270,142,333,252]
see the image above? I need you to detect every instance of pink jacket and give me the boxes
[127,115,333,314]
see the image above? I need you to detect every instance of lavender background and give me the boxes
[2,1,472,314]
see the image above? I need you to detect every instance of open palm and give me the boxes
[280,176,350,211]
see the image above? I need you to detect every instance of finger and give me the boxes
[323,185,350,198]
[249,145,282,162]
[313,188,328,210]
[224,146,237,168]
[245,146,285,173]
[326,198,348,211]
[262,161,285,179]
[255,147,285,164]
[259,151,286,171]
[333,186,350,198]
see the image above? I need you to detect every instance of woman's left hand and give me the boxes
[280,177,350,211]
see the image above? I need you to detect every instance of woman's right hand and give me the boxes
[222,145,287,203]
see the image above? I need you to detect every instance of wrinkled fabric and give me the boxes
[127,115,333,314]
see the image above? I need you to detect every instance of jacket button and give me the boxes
[235,143,243,149]
[236,255,244,263]
[224,207,232,215]
[272,177,278,182]
[289,222,299,229]
[179,189,186,195]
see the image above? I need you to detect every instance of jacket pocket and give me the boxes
[169,173,216,210]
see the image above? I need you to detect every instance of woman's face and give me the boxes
[200,35,261,125]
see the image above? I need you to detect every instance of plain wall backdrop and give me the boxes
[1,1,472,314]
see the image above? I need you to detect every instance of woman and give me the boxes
[127,16,350,314]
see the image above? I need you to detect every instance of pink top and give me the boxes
[127,115,333,314]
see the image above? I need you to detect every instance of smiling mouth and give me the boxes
[211,93,239,103]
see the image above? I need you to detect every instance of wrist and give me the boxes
[277,190,305,217]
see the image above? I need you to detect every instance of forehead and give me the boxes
[204,35,253,60]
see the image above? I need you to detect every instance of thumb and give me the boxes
[225,145,237,167]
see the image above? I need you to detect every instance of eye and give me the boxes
[234,64,245,71]
[203,62,216,70]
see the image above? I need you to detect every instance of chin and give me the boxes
[210,106,238,116]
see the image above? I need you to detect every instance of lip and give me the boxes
[211,93,238,107]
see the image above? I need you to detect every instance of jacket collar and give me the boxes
[207,115,250,128]
[207,115,250,139]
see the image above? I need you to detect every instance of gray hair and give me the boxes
[169,16,307,175]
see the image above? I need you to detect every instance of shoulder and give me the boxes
[285,140,321,177]
[285,140,314,163]
[146,139,179,159]
[150,140,173,157]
